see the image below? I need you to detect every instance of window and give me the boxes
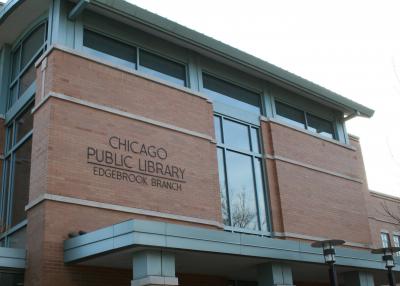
[381,232,390,248]
[394,235,400,255]
[214,115,268,232]
[8,22,47,109]
[275,101,336,139]
[83,29,187,86]
[0,102,33,247]
[203,74,261,114]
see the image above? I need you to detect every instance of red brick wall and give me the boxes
[261,121,372,245]
[367,192,400,248]
[26,49,223,285]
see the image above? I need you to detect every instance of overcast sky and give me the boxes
[127,0,400,197]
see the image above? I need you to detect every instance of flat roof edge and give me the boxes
[90,0,374,118]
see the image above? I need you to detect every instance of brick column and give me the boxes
[132,250,178,286]
[257,263,295,286]
[343,271,375,286]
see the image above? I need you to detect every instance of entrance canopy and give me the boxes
[0,247,25,270]
[64,219,388,271]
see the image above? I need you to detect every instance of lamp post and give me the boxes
[311,239,345,286]
[371,246,400,286]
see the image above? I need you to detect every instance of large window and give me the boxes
[214,115,268,232]
[83,29,187,86]
[381,232,390,248]
[203,74,261,114]
[8,22,47,109]
[0,102,33,248]
[275,101,336,139]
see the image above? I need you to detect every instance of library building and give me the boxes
[0,0,400,285]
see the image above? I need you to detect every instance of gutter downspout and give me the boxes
[68,0,89,20]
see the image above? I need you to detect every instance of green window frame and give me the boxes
[214,114,269,233]
[8,21,47,110]
[275,100,337,140]
[82,28,188,87]
[0,101,34,248]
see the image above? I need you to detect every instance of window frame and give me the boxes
[81,27,190,88]
[274,99,338,140]
[381,232,391,248]
[7,20,48,112]
[214,113,270,235]
[0,101,34,247]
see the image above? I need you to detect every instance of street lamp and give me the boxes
[311,239,345,286]
[371,246,400,286]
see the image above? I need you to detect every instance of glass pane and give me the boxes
[226,151,258,230]
[254,158,267,231]
[381,233,390,248]
[275,101,306,129]
[214,116,222,143]
[202,74,261,114]
[19,64,35,97]
[11,46,21,80]
[1,158,11,233]
[83,29,137,64]
[306,114,335,139]
[223,118,250,151]
[9,83,18,108]
[21,24,45,68]
[250,127,260,153]
[10,138,32,227]
[139,50,186,86]
[6,124,14,151]
[217,148,230,226]
[8,226,26,248]
[15,103,34,143]
[0,272,24,286]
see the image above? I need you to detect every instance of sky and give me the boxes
[126,0,400,197]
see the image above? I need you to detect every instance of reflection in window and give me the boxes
[275,101,305,129]
[9,22,47,109]
[139,50,186,86]
[275,101,336,139]
[214,115,268,232]
[82,29,187,86]
[0,102,33,247]
[83,29,137,66]
[381,232,390,248]
[203,74,261,114]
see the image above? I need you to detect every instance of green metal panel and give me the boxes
[63,219,390,271]
[0,247,26,269]
[258,263,294,286]
[0,45,10,115]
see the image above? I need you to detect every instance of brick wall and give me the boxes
[367,192,400,248]
[261,120,372,245]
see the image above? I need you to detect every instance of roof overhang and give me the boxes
[0,247,26,270]
[1,0,374,118]
[73,0,374,118]
[0,0,49,47]
[64,219,389,272]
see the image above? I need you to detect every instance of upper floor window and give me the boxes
[0,102,34,248]
[275,101,336,139]
[203,74,261,114]
[9,22,47,109]
[83,29,187,87]
[381,232,390,248]
[214,114,268,232]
